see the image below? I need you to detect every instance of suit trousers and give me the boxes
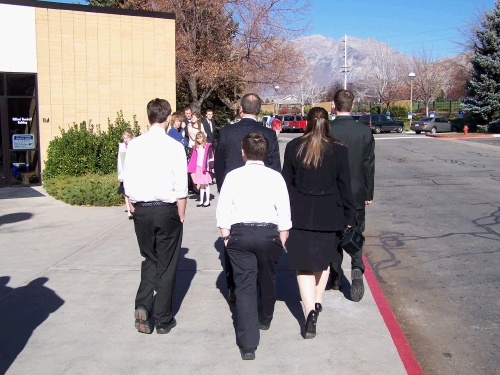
[226,225,283,348]
[133,204,183,324]
[331,208,366,286]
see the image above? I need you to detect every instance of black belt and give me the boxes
[232,222,277,229]
[135,201,176,207]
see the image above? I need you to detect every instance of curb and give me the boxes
[363,254,425,375]
[425,133,495,139]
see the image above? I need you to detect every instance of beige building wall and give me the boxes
[34,7,176,168]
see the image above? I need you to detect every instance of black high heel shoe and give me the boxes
[304,310,317,339]
[315,303,323,313]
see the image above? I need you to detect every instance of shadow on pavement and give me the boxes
[0,212,33,227]
[214,238,237,333]
[0,276,64,375]
[173,247,197,317]
[276,250,305,332]
[213,237,305,336]
[0,187,45,200]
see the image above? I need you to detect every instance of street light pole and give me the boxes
[409,72,415,119]
[274,84,280,115]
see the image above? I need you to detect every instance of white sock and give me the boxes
[199,188,205,203]
[204,184,210,204]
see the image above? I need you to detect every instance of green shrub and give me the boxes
[388,106,408,119]
[44,173,123,206]
[97,112,141,175]
[43,121,100,179]
[43,111,141,179]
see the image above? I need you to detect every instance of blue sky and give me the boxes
[305,0,497,58]
[45,0,495,58]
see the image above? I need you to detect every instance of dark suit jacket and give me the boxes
[182,118,191,145]
[329,115,375,209]
[202,118,217,146]
[282,138,356,231]
[214,117,281,192]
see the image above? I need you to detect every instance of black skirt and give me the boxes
[287,228,341,272]
[117,181,125,195]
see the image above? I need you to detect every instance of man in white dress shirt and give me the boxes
[124,98,188,335]
[216,132,291,360]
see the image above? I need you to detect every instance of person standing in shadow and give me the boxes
[0,277,64,374]
[282,107,356,339]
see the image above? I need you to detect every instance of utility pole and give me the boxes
[341,35,350,90]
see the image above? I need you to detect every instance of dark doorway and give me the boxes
[0,73,41,187]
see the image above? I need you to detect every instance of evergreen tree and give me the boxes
[462,2,500,123]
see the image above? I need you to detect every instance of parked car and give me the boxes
[289,115,307,132]
[281,115,305,132]
[351,114,361,121]
[358,114,404,134]
[410,117,460,134]
[261,115,271,128]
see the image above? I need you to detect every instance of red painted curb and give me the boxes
[425,133,493,138]
[362,254,425,375]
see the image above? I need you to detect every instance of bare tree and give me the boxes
[411,49,447,116]
[90,0,311,113]
[365,45,407,113]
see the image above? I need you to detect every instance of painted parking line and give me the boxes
[363,254,425,375]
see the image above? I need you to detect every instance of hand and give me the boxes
[346,225,352,229]
[224,239,229,247]
[365,200,372,206]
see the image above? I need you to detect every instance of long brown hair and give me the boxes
[297,107,337,169]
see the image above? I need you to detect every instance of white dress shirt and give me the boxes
[123,125,188,203]
[216,161,292,231]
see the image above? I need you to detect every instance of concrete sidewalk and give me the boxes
[0,185,412,375]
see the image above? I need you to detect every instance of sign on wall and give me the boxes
[12,134,35,149]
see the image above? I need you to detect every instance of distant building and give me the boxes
[0,0,175,187]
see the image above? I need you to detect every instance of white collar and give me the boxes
[245,160,264,166]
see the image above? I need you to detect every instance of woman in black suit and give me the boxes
[282,107,356,339]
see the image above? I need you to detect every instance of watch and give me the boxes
[222,235,231,241]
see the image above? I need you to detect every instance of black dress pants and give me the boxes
[226,225,283,349]
[331,208,366,286]
[224,247,235,290]
[133,204,183,324]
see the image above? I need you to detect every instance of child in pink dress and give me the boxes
[187,132,213,207]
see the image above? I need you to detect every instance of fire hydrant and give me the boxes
[464,124,469,135]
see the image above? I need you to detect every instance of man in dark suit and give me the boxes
[329,89,375,302]
[202,108,217,150]
[214,93,281,301]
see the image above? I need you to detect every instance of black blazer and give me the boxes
[202,118,217,146]
[329,115,375,209]
[282,138,356,231]
[214,118,281,192]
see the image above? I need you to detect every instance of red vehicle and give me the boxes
[287,115,307,132]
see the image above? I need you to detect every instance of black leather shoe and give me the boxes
[350,268,365,302]
[315,303,323,313]
[196,204,203,207]
[304,310,317,339]
[134,306,152,334]
[228,287,236,302]
[156,318,177,334]
[259,322,270,330]
[202,203,211,207]
[240,347,256,360]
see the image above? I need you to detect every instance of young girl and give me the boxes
[187,132,213,207]
[187,112,205,149]
[117,129,135,219]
